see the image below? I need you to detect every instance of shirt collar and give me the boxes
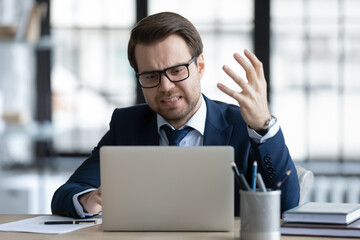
[157,95,207,135]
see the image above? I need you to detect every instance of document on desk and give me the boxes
[0,216,102,234]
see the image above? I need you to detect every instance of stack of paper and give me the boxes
[0,216,102,234]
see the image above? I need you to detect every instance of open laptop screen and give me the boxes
[100,146,234,231]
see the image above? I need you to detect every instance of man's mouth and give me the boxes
[162,96,181,103]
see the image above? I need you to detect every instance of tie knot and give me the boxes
[161,125,193,146]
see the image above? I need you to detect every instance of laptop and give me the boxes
[100,146,234,231]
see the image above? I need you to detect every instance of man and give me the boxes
[51,12,300,218]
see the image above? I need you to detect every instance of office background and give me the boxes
[0,0,359,214]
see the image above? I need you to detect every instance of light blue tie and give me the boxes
[161,125,193,146]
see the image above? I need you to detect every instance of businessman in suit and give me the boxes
[51,12,300,218]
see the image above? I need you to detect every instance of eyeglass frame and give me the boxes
[136,56,197,89]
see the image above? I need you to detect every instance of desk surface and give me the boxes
[0,215,351,240]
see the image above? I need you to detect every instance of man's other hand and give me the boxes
[79,186,102,214]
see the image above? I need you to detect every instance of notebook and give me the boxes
[281,218,360,238]
[283,202,360,224]
[99,146,234,231]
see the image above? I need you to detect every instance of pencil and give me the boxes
[230,162,242,187]
[275,169,292,189]
[256,173,267,192]
[40,220,97,225]
[240,173,251,191]
[230,162,241,176]
[231,162,251,191]
[252,161,257,191]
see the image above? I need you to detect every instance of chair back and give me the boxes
[295,165,314,205]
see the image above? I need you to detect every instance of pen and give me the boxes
[256,173,267,192]
[230,162,242,187]
[240,173,251,191]
[252,161,257,191]
[274,169,292,189]
[231,162,251,191]
[40,220,97,225]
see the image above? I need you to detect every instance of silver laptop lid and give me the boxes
[100,146,234,231]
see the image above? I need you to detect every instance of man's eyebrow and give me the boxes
[139,60,189,74]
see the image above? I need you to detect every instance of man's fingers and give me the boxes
[94,194,102,205]
[93,187,102,204]
[244,49,265,79]
[232,52,258,85]
[222,65,249,92]
[217,83,245,103]
[219,50,271,129]
[233,50,266,88]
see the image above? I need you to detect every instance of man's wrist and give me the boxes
[79,193,90,212]
[248,116,280,144]
[73,188,97,218]
[255,115,277,136]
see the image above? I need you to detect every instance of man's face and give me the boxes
[135,34,205,129]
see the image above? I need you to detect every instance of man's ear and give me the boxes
[197,54,205,78]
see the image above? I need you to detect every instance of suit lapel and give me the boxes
[135,106,160,145]
[203,95,233,146]
[144,115,160,145]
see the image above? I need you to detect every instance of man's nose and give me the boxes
[158,73,176,91]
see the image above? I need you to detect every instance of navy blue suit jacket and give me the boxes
[51,95,300,218]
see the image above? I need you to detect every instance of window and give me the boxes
[51,0,135,154]
[271,0,360,161]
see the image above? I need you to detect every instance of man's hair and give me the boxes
[128,12,203,73]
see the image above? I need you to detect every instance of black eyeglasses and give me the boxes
[136,56,197,88]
